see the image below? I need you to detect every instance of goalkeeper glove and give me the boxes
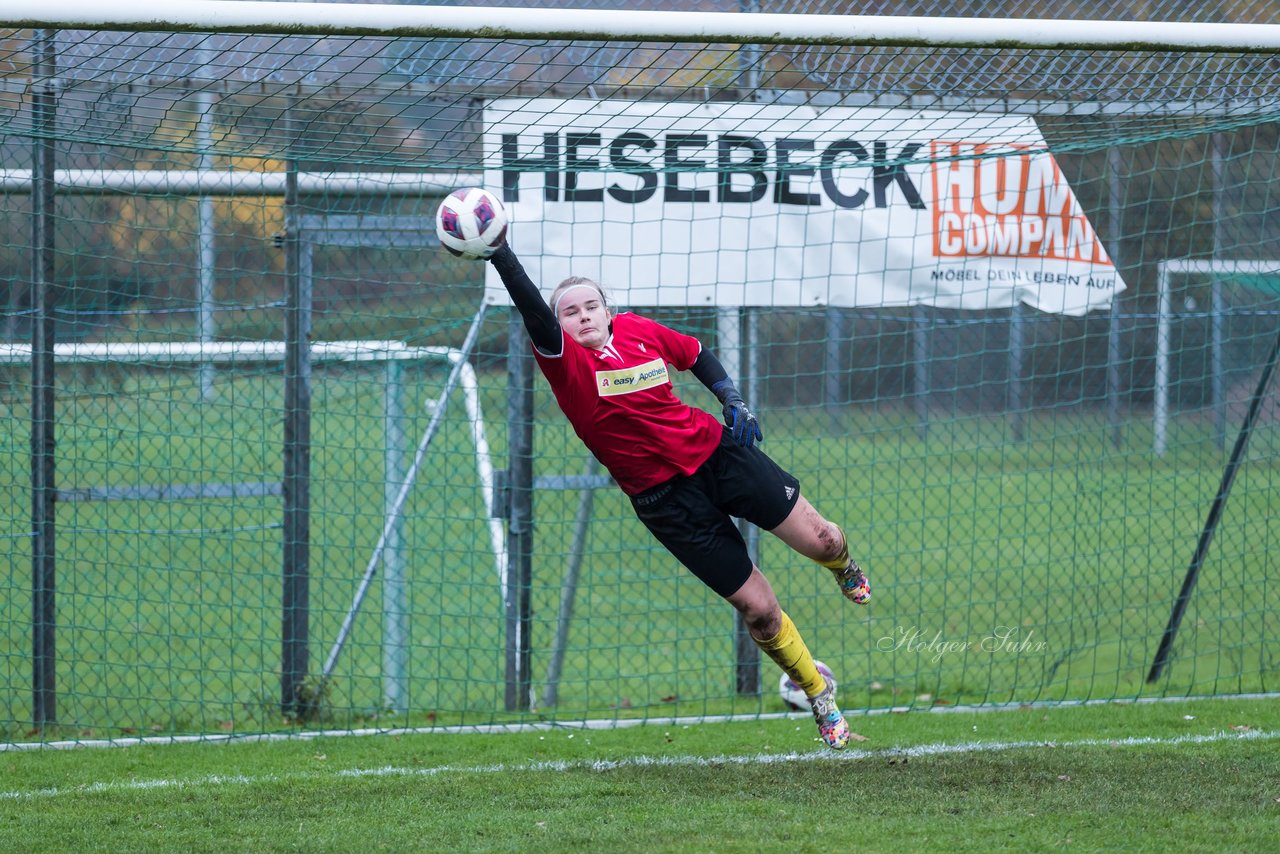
[718,390,762,449]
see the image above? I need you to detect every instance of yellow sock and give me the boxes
[754,611,826,699]
[818,524,850,571]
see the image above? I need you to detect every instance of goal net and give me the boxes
[3,3,1279,740]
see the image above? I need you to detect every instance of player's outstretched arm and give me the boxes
[488,244,562,356]
[690,349,762,448]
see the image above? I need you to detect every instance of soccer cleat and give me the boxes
[808,678,850,750]
[830,560,871,605]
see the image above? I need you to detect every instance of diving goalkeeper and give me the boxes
[487,240,871,750]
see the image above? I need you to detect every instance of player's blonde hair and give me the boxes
[550,276,610,317]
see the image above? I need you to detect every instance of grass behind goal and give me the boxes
[4,361,1277,739]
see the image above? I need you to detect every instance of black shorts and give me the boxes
[628,428,801,598]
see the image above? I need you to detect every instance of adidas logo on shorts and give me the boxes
[784,485,796,500]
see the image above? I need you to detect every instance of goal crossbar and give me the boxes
[5,1,1280,53]
[0,171,481,197]
[1,339,503,569]
[1,339,467,364]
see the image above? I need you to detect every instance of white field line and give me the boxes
[5,691,1279,752]
[1,727,1273,802]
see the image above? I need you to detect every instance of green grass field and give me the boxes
[3,697,1277,852]
[4,357,1280,739]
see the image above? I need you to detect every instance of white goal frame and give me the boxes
[7,0,1280,52]
[0,339,505,710]
[7,0,1280,726]
[1154,260,1280,456]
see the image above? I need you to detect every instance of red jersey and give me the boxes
[533,312,723,495]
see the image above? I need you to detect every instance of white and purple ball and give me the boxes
[779,660,837,711]
[435,187,509,259]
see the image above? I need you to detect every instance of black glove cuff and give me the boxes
[711,379,743,407]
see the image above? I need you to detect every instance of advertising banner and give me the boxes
[484,98,1124,314]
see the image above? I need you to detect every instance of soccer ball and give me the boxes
[778,660,836,711]
[435,187,509,259]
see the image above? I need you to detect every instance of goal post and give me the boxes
[1,338,503,718]
[3,3,1280,739]
[1154,259,1280,456]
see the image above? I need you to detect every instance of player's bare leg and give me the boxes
[769,497,871,605]
[725,566,783,639]
[726,568,850,749]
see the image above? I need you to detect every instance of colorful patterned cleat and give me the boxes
[808,678,850,750]
[830,560,871,605]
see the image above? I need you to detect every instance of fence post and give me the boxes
[1009,302,1027,441]
[281,106,312,717]
[30,28,58,730]
[718,307,761,695]
[824,306,848,418]
[505,312,535,711]
[913,304,930,440]
[1211,131,1228,449]
[1106,142,1125,449]
[382,359,408,713]
[196,48,217,402]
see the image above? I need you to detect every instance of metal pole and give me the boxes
[541,457,599,709]
[1211,132,1227,449]
[823,306,847,421]
[738,0,760,95]
[1106,142,1125,449]
[740,307,761,695]
[382,359,408,713]
[913,304,929,440]
[281,106,312,717]
[504,312,535,711]
[1155,264,1171,457]
[30,28,58,730]
[718,307,760,695]
[1009,302,1026,441]
[197,194,216,399]
[1147,319,1280,683]
[317,306,490,689]
[1212,275,1225,449]
[196,52,216,401]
